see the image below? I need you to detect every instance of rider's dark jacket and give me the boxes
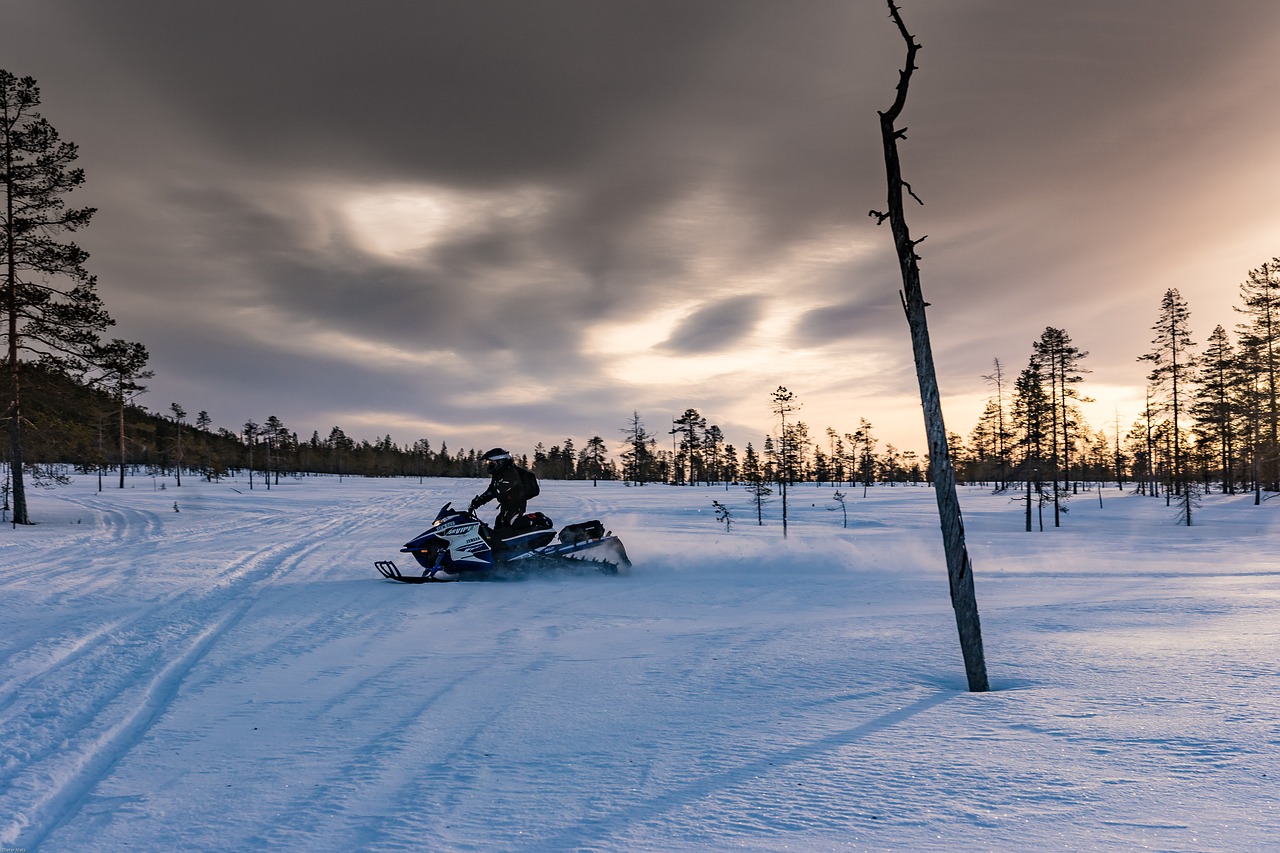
[472,460,527,528]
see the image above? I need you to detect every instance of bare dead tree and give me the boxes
[869,1,989,692]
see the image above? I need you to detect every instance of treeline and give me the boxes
[11,258,1280,530]
[5,362,625,484]
[963,258,1280,526]
[9,363,879,490]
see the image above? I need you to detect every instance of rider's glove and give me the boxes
[468,497,482,513]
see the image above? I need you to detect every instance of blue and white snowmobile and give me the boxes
[375,502,631,583]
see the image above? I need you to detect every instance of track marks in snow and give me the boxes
[6,599,258,849]
[0,494,392,848]
[0,616,129,721]
[244,660,513,850]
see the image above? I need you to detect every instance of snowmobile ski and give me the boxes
[376,560,446,583]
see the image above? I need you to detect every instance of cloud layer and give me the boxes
[7,0,1280,453]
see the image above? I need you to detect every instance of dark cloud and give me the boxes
[793,294,898,347]
[659,295,764,354]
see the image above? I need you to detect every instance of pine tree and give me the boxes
[1235,334,1268,502]
[2,71,114,522]
[1112,411,1127,490]
[262,415,287,486]
[619,411,656,485]
[852,418,877,497]
[721,443,739,485]
[328,426,351,480]
[169,403,187,487]
[87,339,151,489]
[412,437,431,484]
[702,424,725,485]
[1139,288,1197,525]
[1085,429,1112,501]
[1125,416,1153,496]
[1191,325,1239,494]
[582,435,608,485]
[562,438,577,479]
[769,387,800,538]
[243,421,261,489]
[881,443,902,486]
[741,441,771,526]
[1012,361,1051,532]
[979,358,1014,489]
[825,427,842,485]
[672,408,705,485]
[1033,328,1090,525]
[1234,258,1280,490]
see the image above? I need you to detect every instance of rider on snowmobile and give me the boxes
[469,448,530,532]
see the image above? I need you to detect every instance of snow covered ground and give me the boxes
[2,474,1277,852]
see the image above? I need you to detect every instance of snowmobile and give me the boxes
[375,502,632,583]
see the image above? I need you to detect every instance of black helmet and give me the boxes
[482,447,512,473]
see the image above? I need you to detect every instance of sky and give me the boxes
[5,0,1280,457]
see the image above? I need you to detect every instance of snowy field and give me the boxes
[2,474,1278,852]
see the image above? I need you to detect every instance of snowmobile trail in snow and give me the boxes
[0,494,389,848]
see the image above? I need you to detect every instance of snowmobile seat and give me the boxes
[498,512,556,549]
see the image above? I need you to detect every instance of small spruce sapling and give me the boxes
[830,489,849,528]
[712,499,733,532]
